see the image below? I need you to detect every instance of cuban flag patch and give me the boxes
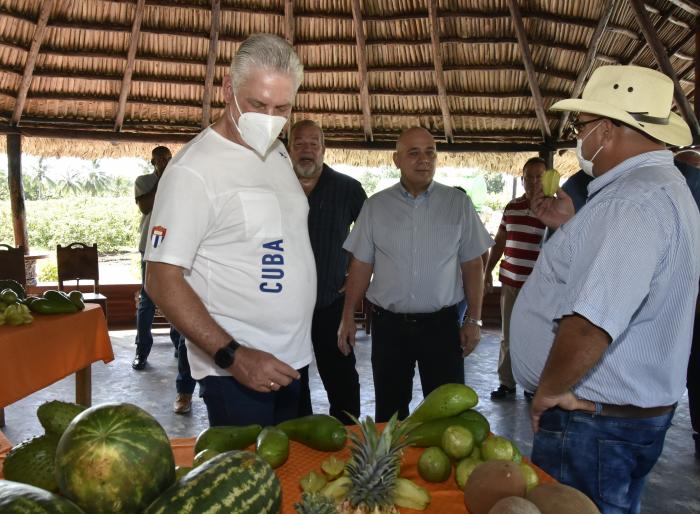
[151,226,167,248]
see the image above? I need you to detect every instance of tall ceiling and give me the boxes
[0,0,698,156]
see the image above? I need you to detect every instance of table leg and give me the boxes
[0,408,4,428]
[75,365,92,407]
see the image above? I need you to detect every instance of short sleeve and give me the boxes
[557,199,667,340]
[343,200,374,264]
[458,194,494,262]
[144,165,213,270]
[134,174,157,199]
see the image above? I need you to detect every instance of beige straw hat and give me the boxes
[551,65,691,147]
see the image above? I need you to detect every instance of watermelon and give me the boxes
[0,479,85,513]
[37,400,86,436]
[54,403,175,514]
[144,450,281,514]
[3,434,60,492]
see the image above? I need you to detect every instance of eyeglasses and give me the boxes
[570,117,605,137]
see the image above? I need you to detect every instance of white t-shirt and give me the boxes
[145,128,316,379]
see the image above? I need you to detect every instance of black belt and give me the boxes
[371,304,457,323]
[595,403,676,419]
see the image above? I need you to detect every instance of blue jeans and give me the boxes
[176,336,196,395]
[198,375,300,427]
[532,407,674,514]
[135,258,179,358]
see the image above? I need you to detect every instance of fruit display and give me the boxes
[0,385,599,513]
[541,168,561,197]
[54,403,175,514]
[0,287,33,326]
[144,451,282,514]
[526,483,601,514]
[26,290,85,315]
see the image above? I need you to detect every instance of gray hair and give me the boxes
[230,34,304,92]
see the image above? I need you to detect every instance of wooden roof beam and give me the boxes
[660,0,700,16]
[114,0,145,132]
[428,0,452,143]
[506,0,551,141]
[629,0,700,139]
[11,0,53,126]
[351,0,373,141]
[626,5,675,65]
[201,0,220,129]
[557,0,617,141]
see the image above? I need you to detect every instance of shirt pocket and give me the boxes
[238,191,283,239]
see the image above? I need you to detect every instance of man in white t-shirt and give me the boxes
[144,34,316,427]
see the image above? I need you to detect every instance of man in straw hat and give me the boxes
[510,65,700,512]
[144,34,315,427]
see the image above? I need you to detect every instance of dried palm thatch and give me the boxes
[0,0,697,172]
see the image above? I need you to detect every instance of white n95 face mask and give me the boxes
[229,93,288,157]
[576,121,604,177]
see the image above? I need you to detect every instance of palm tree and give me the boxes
[56,169,83,197]
[82,164,112,197]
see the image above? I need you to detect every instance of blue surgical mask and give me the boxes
[576,121,604,177]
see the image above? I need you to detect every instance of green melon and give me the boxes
[0,479,84,513]
[143,450,282,514]
[3,434,60,493]
[37,401,86,436]
[54,403,175,514]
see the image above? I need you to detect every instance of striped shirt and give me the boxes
[343,181,494,313]
[498,196,545,288]
[511,150,700,407]
[307,165,367,309]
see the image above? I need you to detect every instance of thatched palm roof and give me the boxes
[0,0,697,172]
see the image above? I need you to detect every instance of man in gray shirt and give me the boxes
[338,127,493,422]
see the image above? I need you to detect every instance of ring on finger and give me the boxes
[269,380,275,388]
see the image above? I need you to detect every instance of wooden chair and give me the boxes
[56,242,108,318]
[0,244,26,286]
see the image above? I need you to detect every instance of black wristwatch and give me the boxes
[214,339,240,369]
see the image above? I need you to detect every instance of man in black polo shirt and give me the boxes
[289,120,367,424]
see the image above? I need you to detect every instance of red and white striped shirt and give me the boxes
[498,196,545,288]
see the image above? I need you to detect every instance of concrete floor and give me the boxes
[2,327,699,513]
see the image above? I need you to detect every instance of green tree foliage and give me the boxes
[484,173,505,194]
[0,198,140,253]
[0,169,9,201]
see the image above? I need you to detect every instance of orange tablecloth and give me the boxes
[0,303,113,407]
[171,436,554,514]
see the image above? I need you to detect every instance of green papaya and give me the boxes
[277,414,346,451]
[408,409,490,447]
[194,424,262,454]
[29,298,79,315]
[256,426,289,468]
[406,383,479,424]
[68,291,85,310]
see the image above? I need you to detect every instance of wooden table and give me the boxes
[0,304,113,427]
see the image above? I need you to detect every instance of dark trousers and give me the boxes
[688,309,699,440]
[135,258,179,358]
[176,336,196,395]
[299,297,361,425]
[371,305,464,422]
[199,375,300,427]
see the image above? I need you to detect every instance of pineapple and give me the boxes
[295,492,339,514]
[338,414,413,514]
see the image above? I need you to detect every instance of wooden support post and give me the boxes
[284,0,295,140]
[539,150,554,168]
[114,0,145,131]
[556,0,617,141]
[428,0,453,143]
[351,0,373,141]
[201,0,221,128]
[7,134,28,250]
[11,0,53,125]
[630,0,700,139]
[506,0,552,141]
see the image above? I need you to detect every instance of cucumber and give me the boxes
[256,427,289,468]
[277,414,346,451]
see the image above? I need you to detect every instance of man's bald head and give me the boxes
[675,149,700,169]
[393,126,437,196]
[396,126,434,152]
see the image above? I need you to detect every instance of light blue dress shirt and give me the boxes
[343,180,493,313]
[511,150,700,407]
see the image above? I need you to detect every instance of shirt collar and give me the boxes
[398,179,435,199]
[587,150,673,198]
